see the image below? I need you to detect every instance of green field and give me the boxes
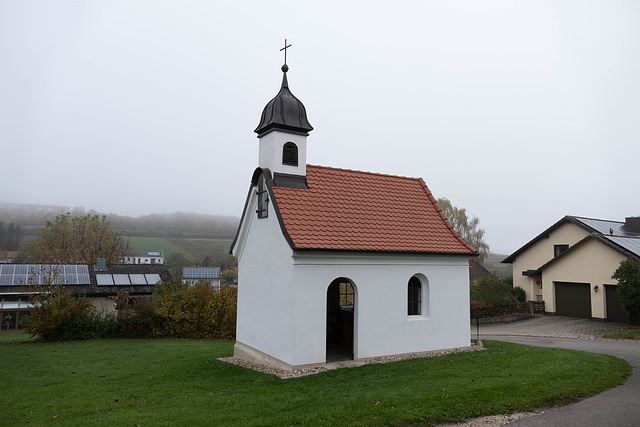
[126,236,183,259]
[0,339,631,426]
[165,237,232,261]
[127,236,232,263]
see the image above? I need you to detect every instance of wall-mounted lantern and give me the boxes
[593,285,599,293]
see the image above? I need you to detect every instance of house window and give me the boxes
[256,175,269,219]
[282,142,298,166]
[408,276,421,316]
[554,244,569,258]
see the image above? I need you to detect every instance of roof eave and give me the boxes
[292,247,478,256]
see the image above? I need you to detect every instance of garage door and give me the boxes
[555,282,591,319]
[605,285,630,324]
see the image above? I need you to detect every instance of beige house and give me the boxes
[502,216,640,323]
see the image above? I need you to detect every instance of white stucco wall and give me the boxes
[232,187,297,365]
[512,222,589,300]
[258,130,307,177]
[290,252,471,365]
[89,296,114,315]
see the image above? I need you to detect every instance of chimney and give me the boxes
[625,217,640,233]
[95,258,107,272]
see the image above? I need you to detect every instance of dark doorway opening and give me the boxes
[326,278,354,362]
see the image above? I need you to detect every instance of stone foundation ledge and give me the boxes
[219,342,484,379]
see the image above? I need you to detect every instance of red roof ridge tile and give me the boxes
[307,164,423,182]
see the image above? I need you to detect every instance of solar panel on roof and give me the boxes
[183,267,220,279]
[113,274,131,285]
[145,274,161,284]
[14,265,27,274]
[13,275,27,286]
[2,265,15,274]
[0,275,12,285]
[129,274,147,285]
[96,274,114,285]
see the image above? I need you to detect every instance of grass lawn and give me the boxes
[0,339,630,426]
[603,327,640,340]
[0,331,31,343]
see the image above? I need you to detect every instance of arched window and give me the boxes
[408,276,422,316]
[282,142,298,166]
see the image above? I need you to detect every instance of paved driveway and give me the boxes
[474,314,631,339]
[474,316,640,427]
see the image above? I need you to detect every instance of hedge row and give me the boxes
[25,280,237,341]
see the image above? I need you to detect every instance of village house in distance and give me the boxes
[503,215,640,324]
[230,53,478,370]
[0,259,172,331]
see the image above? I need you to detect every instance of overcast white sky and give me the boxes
[1,1,639,254]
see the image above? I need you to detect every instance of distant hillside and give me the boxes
[0,203,239,243]
[483,254,512,278]
[128,236,232,263]
[109,212,238,239]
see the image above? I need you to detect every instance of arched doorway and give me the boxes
[326,278,355,362]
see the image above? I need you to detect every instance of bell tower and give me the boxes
[254,43,313,189]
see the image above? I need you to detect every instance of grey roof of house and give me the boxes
[0,263,172,298]
[182,267,221,279]
[603,235,640,257]
[572,217,640,238]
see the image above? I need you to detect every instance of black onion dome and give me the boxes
[254,65,313,136]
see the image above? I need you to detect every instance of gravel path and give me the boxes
[437,411,547,426]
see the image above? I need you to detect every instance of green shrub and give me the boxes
[26,288,100,341]
[116,296,156,338]
[471,275,516,306]
[151,279,237,339]
[25,280,238,342]
[511,286,527,302]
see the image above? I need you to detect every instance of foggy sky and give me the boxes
[2,1,639,254]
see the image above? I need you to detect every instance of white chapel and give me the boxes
[230,59,477,370]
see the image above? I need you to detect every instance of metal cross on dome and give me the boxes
[280,39,292,66]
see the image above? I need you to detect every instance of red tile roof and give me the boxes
[270,165,477,254]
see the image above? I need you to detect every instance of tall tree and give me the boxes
[437,197,490,262]
[28,213,132,264]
